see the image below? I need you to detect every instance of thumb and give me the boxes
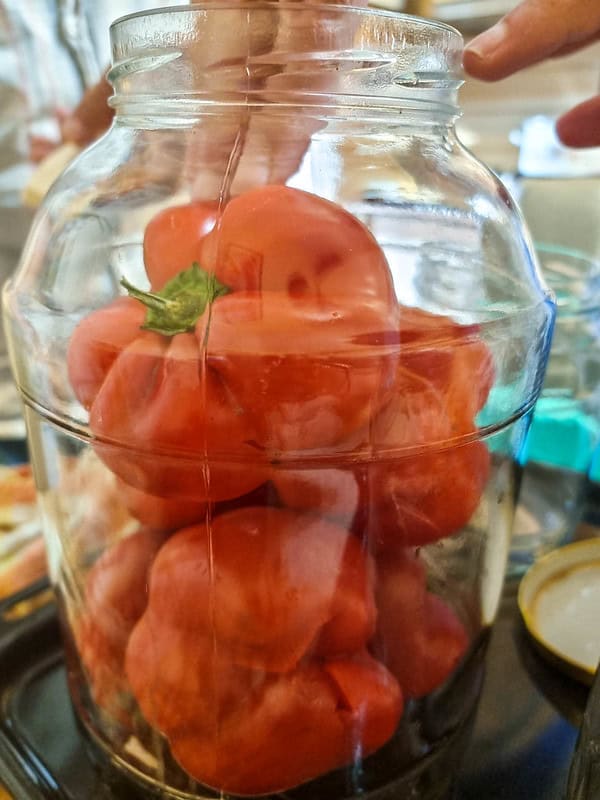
[463,0,600,81]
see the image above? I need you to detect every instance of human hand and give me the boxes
[463,0,600,148]
[56,0,367,196]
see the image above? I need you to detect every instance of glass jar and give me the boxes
[3,5,554,800]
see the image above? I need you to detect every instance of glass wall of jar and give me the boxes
[3,5,554,800]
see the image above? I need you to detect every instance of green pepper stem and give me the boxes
[120,263,230,337]
[120,278,170,312]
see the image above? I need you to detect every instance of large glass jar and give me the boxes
[3,5,554,800]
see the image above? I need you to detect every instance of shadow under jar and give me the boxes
[2,5,555,800]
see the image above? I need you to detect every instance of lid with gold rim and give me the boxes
[518,539,600,686]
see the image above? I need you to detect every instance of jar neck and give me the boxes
[110,98,461,134]
[108,4,464,123]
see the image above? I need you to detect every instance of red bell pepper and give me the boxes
[372,552,469,698]
[68,186,399,511]
[272,307,494,549]
[125,507,403,793]
[75,527,167,721]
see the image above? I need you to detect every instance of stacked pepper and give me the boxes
[68,185,493,795]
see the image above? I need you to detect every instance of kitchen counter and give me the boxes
[456,578,586,799]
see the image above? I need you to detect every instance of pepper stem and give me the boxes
[120,278,170,312]
[121,263,230,337]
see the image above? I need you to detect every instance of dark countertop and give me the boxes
[456,579,588,800]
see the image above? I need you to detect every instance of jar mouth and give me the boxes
[108,3,464,115]
[111,2,462,39]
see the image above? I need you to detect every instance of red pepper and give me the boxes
[372,552,469,698]
[168,655,402,796]
[125,507,403,793]
[199,184,397,303]
[143,185,396,303]
[75,527,167,722]
[131,506,377,672]
[272,307,494,549]
[68,187,399,515]
[143,201,217,290]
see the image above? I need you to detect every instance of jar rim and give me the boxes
[110,2,462,42]
[108,3,464,116]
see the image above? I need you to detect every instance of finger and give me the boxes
[549,31,600,58]
[110,2,367,202]
[463,0,600,81]
[556,96,600,148]
[61,76,114,146]
[184,1,366,200]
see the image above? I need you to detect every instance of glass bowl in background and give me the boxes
[510,244,600,573]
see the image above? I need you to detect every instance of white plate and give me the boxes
[518,539,600,685]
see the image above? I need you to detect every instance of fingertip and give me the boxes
[555,116,578,148]
[556,98,600,149]
[463,21,509,80]
[462,48,495,81]
[465,22,508,59]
